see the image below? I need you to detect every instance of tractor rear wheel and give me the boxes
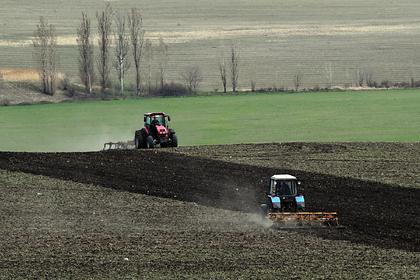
[146,136,154,148]
[171,134,178,147]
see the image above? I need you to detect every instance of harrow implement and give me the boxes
[267,211,339,227]
[103,141,134,151]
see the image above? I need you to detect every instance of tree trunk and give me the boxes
[120,65,124,95]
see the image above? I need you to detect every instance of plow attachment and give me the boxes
[103,141,134,151]
[267,212,340,228]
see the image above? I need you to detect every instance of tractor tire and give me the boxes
[140,129,148,148]
[171,134,178,147]
[146,135,155,149]
[135,130,147,149]
[260,204,268,217]
[134,130,143,149]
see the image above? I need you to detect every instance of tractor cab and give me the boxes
[266,174,305,212]
[144,113,171,128]
[144,113,171,139]
[270,176,298,196]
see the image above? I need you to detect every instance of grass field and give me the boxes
[1,0,420,89]
[0,90,419,152]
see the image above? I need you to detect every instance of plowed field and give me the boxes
[0,142,419,278]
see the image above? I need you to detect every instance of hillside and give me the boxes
[1,0,420,89]
[1,142,420,278]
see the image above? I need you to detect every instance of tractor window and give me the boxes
[151,115,166,126]
[146,115,166,126]
[275,180,297,196]
[145,116,151,125]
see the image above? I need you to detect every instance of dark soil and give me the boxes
[173,142,420,189]
[1,143,419,252]
[2,170,418,279]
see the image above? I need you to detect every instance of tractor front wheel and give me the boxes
[134,130,144,149]
[260,204,268,217]
[171,134,178,147]
[146,136,155,148]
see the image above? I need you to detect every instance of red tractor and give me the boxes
[134,112,178,149]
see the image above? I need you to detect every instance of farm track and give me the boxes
[1,142,419,252]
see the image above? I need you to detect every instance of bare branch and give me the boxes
[33,16,58,95]
[113,11,130,95]
[230,45,239,92]
[96,2,113,94]
[325,62,334,89]
[293,72,303,91]
[157,37,168,89]
[219,59,227,93]
[181,66,202,93]
[128,8,145,95]
[250,80,256,92]
[354,69,364,87]
[144,39,153,94]
[77,12,95,94]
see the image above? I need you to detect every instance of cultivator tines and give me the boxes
[103,141,134,151]
[267,212,339,227]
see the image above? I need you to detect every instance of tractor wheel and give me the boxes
[171,134,178,147]
[134,130,143,149]
[140,129,148,148]
[260,204,268,217]
[146,136,154,149]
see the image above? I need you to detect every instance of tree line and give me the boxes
[32,3,242,97]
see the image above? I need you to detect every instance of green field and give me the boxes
[0,90,419,152]
[1,0,420,89]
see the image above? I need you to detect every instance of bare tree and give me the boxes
[156,37,168,88]
[128,8,145,95]
[293,72,303,91]
[219,59,227,93]
[33,16,58,95]
[364,70,374,87]
[354,69,364,87]
[77,12,95,94]
[113,12,130,95]
[181,66,202,93]
[325,62,334,89]
[250,80,256,92]
[230,45,239,92]
[96,2,113,94]
[144,39,153,94]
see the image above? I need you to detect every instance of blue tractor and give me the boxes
[261,174,339,226]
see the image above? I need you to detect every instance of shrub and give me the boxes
[0,99,11,106]
[313,85,321,91]
[393,81,410,88]
[380,80,391,89]
[58,76,70,91]
[149,82,190,97]
[411,79,420,88]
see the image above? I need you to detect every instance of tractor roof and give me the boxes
[271,174,297,180]
[144,112,167,116]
